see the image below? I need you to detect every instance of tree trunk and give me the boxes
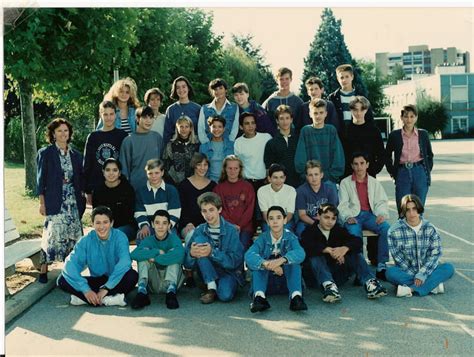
[18,80,38,194]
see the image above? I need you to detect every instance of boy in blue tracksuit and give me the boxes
[57,206,138,307]
[184,192,244,304]
[245,206,308,312]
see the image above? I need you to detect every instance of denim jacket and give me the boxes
[96,106,136,133]
[198,100,239,143]
[245,229,305,271]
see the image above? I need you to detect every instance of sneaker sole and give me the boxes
[368,291,387,299]
[322,295,341,303]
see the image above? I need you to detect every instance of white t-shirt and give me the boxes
[234,132,272,180]
[257,183,296,214]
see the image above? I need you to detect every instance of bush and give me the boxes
[416,96,449,135]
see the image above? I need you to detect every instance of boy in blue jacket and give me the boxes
[184,192,244,304]
[130,210,185,310]
[245,206,307,312]
[57,206,138,306]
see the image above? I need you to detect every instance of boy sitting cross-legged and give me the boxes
[130,210,185,310]
[245,206,308,313]
[301,204,387,302]
[184,192,244,304]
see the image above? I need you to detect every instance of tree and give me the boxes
[300,8,368,101]
[357,59,389,116]
[416,95,449,135]
[232,34,277,102]
[386,63,405,84]
[4,8,139,192]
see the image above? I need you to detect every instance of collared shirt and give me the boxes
[352,173,370,212]
[270,232,282,255]
[147,180,166,196]
[400,127,422,164]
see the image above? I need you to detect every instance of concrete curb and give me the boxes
[5,269,61,324]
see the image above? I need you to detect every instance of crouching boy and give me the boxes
[57,206,138,307]
[245,206,308,312]
[301,204,387,302]
[184,192,244,304]
[130,210,185,310]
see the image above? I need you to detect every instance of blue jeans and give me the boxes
[386,263,454,296]
[117,224,137,242]
[344,210,390,270]
[309,252,374,287]
[240,231,254,251]
[295,221,310,239]
[395,165,429,213]
[251,263,303,299]
[196,257,238,302]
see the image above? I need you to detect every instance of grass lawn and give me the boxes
[4,161,44,237]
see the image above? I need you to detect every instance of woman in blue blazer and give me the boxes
[36,118,86,283]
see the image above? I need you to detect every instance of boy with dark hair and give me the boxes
[83,101,128,204]
[262,67,303,127]
[327,64,374,128]
[245,206,307,312]
[198,78,239,144]
[294,99,345,185]
[257,164,297,231]
[338,152,390,280]
[387,194,454,297]
[295,160,339,237]
[264,104,301,188]
[343,96,385,178]
[385,104,434,213]
[134,159,181,241]
[184,192,244,304]
[301,203,387,302]
[130,210,185,310]
[57,206,138,306]
[297,76,342,136]
[232,82,276,136]
[119,105,164,191]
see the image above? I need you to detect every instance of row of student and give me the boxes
[57,193,454,311]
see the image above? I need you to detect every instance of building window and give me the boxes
[451,117,468,133]
[451,86,468,102]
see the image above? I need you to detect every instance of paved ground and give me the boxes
[5,139,474,356]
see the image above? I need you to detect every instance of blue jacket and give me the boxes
[199,138,235,161]
[245,229,305,270]
[59,228,132,293]
[96,106,137,132]
[184,216,244,284]
[238,100,277,136]
[36,144,86,217]
[198,100,239,143]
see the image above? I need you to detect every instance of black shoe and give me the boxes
[38,272,48,284]
[289,295,308,311]
[365,278,388,299]
[131,292,151,309]
[184,276,196,288]
[376,269,387,281]
[250,296,270,313]
[165,292,179,309]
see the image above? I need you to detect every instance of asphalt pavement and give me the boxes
[5,139,474,356]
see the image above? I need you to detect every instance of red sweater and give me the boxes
[213,180,255,233]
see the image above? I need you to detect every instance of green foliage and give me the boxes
[386,63,405,84]
[357,59,389,116]
[300,8,367,101]
[416,96,449,135]
[232,34,277,102]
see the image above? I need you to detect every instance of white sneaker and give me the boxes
[70,295,87,306]
[396,285,413,297]
[431,283,445,295]
[102,293,127,307]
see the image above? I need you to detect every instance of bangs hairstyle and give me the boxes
[144,87,164,104]
[401,104,418,117]
[208,78,228,96]
[335,64,353,75]
[305,159,323,174]
[305,76,324,88]
[91,205,114,222]
[207,114,226,128]
[46,118,73,144]
[99,100,116,114]
[171,115,198,144]
[231,82,249,94]
[190,152,210,170]
[275,104,293,119]
[170,76,195,100]
[102,157,122,171]
[197,192,222,210]
[349,96,370,110]
[276,67,292,79]
[136,106,155,121]
[268,163,287,177]
[400,194,424,217]
[351,151,370,163]
[318,203,339,217]
[309,98,327,110]
[267,205,287,218]
[104,77,140,108]
[145,158,164,171]
[219,155,244,182]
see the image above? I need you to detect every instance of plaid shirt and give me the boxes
[388,219,442,282]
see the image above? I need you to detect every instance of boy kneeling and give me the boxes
[245,206,307,312]
[130,210,185,310]
[184,192,244,304]
[301,204,387,302]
